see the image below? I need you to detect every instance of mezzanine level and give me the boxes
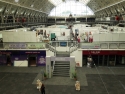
[0,41,125,51]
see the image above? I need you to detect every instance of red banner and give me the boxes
[83,50,125,55]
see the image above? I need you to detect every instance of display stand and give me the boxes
[14,60,28,67]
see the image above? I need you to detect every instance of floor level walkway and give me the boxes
[0,66,125,94]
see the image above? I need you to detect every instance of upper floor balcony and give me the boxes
[0,41,125,51]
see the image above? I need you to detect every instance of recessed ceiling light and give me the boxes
[31,4,34,7]
[15,0,19,3]
[0,8,3,12]
[12,10,15,13]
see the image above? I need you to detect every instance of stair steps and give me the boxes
[53,61,70,77]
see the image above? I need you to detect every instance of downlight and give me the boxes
[15,0,19,3]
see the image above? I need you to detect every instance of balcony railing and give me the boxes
[0,41,125,50]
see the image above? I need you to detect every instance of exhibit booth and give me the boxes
[0,50,47,67]
[0,24,125,68]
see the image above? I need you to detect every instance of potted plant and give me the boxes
[44,72,47,80]
[73,72,77,81]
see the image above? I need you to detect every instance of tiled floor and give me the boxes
[0,66,125,94]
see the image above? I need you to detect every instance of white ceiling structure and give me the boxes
[49,0,90,6]
[0,0,124,17]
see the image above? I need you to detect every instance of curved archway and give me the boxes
[49,1,94,17]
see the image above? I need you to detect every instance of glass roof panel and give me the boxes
[49,0,63,6]
[79,0,91,5]
[49,0,90,6]
[49,0,94,17]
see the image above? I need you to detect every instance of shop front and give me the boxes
[82,50,125,66]
[0,50,46,66]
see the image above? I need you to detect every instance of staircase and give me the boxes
[69,43,79,53]
[46,43,57,53]
[53,52,70,77]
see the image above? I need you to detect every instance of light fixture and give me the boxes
[15,0,19,3]
[6,10,9,12]
[0,8,3,12]
[21,12,24,14]
[12,10,15,13]
[25,30,27,32]
[31,4,34,7]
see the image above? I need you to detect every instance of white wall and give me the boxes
[70,50,82,67]
[93,33,125,42]
[14,60,28,67]
[36,28,70,37]
[56,47,69,52]
[2,31,36,42]
[0,33,2,38]
[46,50,54,56]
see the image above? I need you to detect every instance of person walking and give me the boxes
[40,84,45,94]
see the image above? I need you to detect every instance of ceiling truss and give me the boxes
[0,0,125,17]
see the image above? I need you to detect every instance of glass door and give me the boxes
[92,55,99,66]
[83,55,88,66]
[116,55,125,66]
[103,55,108,66]
[98,55,103,66]
[108,55,115,66]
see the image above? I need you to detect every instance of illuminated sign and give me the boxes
[0,52,11,54]
[91,51,100,54]
[25,52,40,54]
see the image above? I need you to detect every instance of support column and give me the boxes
[102,55,104,66]
[27,16,30,23]
[55,17,56,23]
[13,15,15,23]
[65,17,66,22]
[75,17,77,22]
[46,56,52,78]
[70,56,75,79]
[107,55,109,66]
[43,17,44,23]
[1,15,4,23]
[114,55,116,66]
[44,17,46,22]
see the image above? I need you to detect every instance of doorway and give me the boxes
[6,55,12,66]
[83,55,88,66]
[28,55,37,67]
[83,55,99,66]
[91,55,99,66]
[116,55,125,66]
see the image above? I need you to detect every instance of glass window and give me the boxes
[49,1,94,17]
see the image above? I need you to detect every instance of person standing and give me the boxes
[40,84,45,94]
[87,56,93,68]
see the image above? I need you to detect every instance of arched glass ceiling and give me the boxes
[49,0,94,17]
[49,0,90,6]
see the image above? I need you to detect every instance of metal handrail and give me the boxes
[69,42,79,53]
[1,41,125,50]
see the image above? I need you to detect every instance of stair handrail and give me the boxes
[46,43,57,55]
[69,42,79,53]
